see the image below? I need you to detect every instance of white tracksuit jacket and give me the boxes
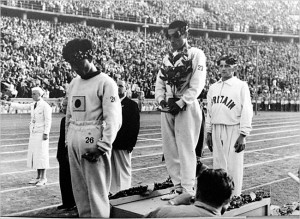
[206,76,253,196]
[66,73,122,218]
[155,45,207,194]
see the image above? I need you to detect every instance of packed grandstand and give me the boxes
[1,0,299,112]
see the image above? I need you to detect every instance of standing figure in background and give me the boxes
[56,97,76,211]
[137,90,145,112]
[110,80,140,195]
[63,38,122,217]
[206,56,253,196]
[155,20,207,202]
[2,87,52,186]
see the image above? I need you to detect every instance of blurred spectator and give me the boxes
[0,15,299,110]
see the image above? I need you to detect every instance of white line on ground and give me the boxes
[135,144,162,149]
[3,175,292,217]
[2,123,300,143]
[252,124,300,130]
[2,139,299,165]
[3,204,60,217]
[137,138,162,142]
[0,144,163,155]
[0,155,57,164]
[0,147,57,155]
[3,142,299,175]
[244,155,300,168]
[247,134,300,143]
[1,148,299,194]
[242,177,291,192]
[251,128,300,136]
[132,153,163,159]
[136,134,300,144]
[252,120,300,127]
[0,166,59,176]
[0,141,57,148]
[252,151,278,156]
[1,182,59,193]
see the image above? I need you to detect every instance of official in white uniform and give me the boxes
[63,39,122,218]
[3,87,52,186]
[155,20,206,201]
[206,56,253,196]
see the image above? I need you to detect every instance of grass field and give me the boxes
[1,111,300,217]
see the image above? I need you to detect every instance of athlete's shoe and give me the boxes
[36,178,47,187]
[28,178,39,184]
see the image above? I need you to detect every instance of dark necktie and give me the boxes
[34,102,37,109]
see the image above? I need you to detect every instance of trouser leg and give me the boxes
[175,101,201,194]
[68,125,111,218]
[110,149,132,194]
[212,124,244,196]
[161,113,180,186]
[59,159,76,207]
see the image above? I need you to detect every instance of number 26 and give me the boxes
[85,137,94,143]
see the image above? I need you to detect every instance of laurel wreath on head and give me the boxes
[68,49,95,63]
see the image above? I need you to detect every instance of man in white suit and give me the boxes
[2,87,52,186]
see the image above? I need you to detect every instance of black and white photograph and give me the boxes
[0,0,299,217]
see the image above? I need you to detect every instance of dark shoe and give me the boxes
[57,205,67,210]
[65,206,77,211]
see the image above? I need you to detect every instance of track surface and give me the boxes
[1,111,300,217]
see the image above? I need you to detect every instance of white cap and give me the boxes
[32,87,44,96]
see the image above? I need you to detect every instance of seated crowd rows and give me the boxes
[1,0,299,35]
[1,16,299,112]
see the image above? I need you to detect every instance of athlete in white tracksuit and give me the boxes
[155,20,206,197]
[63,39,122,217]
[206,56,253,196]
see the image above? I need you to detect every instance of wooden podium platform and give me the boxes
[110,189,270,218]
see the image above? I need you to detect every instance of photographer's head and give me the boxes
[217,56,237,81]
[62,39,97,77]
[165,20,189,51]
[196,169,234,210]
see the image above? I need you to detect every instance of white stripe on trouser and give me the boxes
[161,101,201,194]
[110,149,132,194]
[67,122,111,218]
[212,124,244,196]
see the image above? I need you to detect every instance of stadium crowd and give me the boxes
[1,15,299,112]
[1,0,299,35]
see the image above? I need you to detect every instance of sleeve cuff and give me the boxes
[96,141,110,153]
[176,99,186,109]
[157,96,164,105]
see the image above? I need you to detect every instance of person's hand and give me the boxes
[206,133,213,152]
[43,133,48,140]
[160,100,168,108]
[82,148,106,162]
[234,134,246,153]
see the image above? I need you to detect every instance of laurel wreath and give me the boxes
[159,51,193,92]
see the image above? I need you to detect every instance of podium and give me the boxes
[110,188,270,218]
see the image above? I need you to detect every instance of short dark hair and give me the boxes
[165,20,189,39]
[62,38,95,63]
[196,169,234,207]
[168,20,188,30]
[217,56,237,66]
